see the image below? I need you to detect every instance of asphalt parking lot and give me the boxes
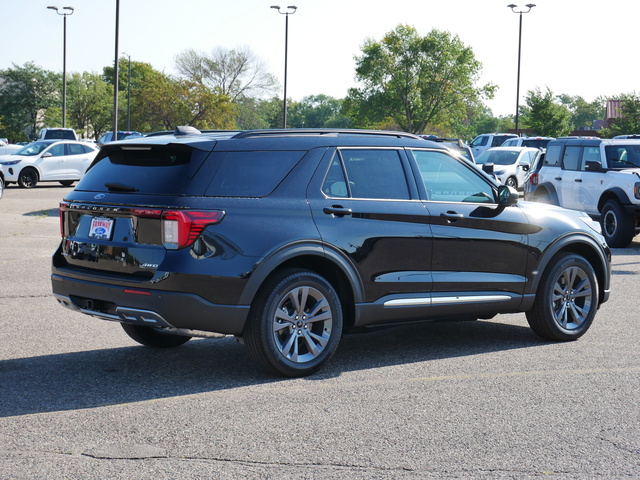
[1,184,639,479]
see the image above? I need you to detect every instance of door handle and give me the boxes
[323,206,353,217]
[440,211,464,221]
[554,177,562,181]
[574,179,582,182]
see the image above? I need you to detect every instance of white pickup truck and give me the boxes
[531,137,640,247]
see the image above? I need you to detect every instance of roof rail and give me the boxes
[232,128,421,140]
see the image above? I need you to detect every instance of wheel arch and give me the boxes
[532,182,559,204]
[527,234,610,309]
[597,187,632,212]
[239,241,364,330]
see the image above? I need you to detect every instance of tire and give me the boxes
[526,253,599,341]
[244,268,343,377]
[600,199,635,248]
[59,180,74,187]
[0,176,4,199]
[18,168,38,188]
[121,323,192,348]
[505,176,518,189]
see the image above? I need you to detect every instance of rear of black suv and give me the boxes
[53,129,611,377]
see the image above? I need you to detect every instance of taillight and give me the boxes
[161,210,225,249]
[529,173,539,186]
[59,202,69,236]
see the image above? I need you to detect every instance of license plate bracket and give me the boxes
[88,217,114,240]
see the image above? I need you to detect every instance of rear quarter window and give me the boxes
[543,144,563,166]
[205,151,305,197]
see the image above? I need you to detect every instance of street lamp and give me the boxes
[123,52,131,130]
[507,3,535,136]
[47,5,74,128]
[271,5,297,129]
[113,0,120,136]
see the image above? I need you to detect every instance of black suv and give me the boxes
[52,128,611,377]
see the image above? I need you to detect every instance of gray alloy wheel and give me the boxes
[600,199,635,248]
[505,176,518,189]
[244,268,343,377]
[121,323,192,348]
[18,167,38,188]
[526,253,598,341]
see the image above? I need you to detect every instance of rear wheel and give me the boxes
[600,199,635,247]
[0,176,4,199]
[18,168,38,188]
[526,253,598,341]
[121,323,192,348]
[244,268,343,377]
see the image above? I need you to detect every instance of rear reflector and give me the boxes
[123,289,152,296]
[162,210,225,249]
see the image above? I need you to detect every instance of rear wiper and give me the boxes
[104,182,138,192]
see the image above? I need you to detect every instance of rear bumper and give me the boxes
[51,273,249,335]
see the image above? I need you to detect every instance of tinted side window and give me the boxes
[470,136,488,147]
[492,136,510,147]
[562,146,582,171]
[338,149,410,200]
[67,144,86,155]
[206,151,305,197]
[412,150,494,203]
[48,144,65,157]
[544,144,563,166]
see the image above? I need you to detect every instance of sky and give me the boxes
[3,0,639,118]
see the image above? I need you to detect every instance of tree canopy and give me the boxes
[345,25,495,134]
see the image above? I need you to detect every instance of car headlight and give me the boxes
[0,159,21,166]
[579,215,602,234]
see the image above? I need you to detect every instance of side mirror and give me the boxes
[585,160,602,172]
[41,152,53,158]
[482,163,495,174]
[498,185,519,206]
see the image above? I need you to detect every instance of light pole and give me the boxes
[271,5,297,129]
[47,5,74,128]
[508,3,535,136]
[113,0,120,136]
[123,52,131,130]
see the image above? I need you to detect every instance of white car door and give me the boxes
[65,143,96,178]
[37,143,67,180]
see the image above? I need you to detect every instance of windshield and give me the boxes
[605,144,640,168]
[475,150,520,165]
[15,142,50,156]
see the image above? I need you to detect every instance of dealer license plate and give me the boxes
[88,217,114,240]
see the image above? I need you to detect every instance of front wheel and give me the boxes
[121,323,192,348]
[244,269,343,377]
[505,176,518,189]
[600,199,635,248]
[18,168,38,188]
[526,253,599,341]
[59,180,75,187]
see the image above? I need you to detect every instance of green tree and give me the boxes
[135,70,237,131]
[65,72,112,139]
[288,94,351,128]
[520,87,572,137]
[558,94,606,130]
[600,93,640,138]
[0,62,60,141]
[345,25,495,134]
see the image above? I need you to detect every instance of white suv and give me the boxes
[501,136,555,150]
[531,137,640,247]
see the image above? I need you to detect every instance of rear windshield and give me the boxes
[43,130,75,140]
[521,139,551,149]
[75,145,208,195]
